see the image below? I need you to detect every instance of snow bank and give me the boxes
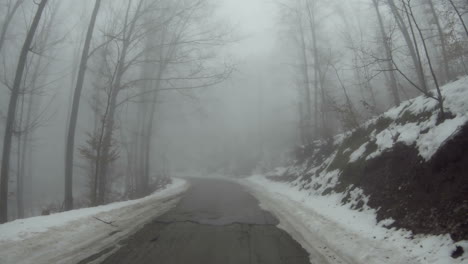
[0,178,189,264]
[242,175,467,264]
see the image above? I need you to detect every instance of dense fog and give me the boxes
[0,0,466,222]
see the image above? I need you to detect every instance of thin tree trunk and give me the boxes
[64,0,102,211]
[139,18,177,195]
[92,89,112,205]
[373,0,401,105]
[406,0,445,117]
[387,0,427,92]
[333,65,359,128]
[88,67,102,204]
[20,1,59,217]
[141,74,163,195]
[0,0,48,223]
[136,31,153,195]
[91,84,113,205]
[298,18,312,142]
[21,87,37,218]
[98,86,120,204]
[298,101,306,145]
[401,0,426,87]
[428,0,451,83]
[306,0,322,138]
[16,93,26,219]
[98,0,143,204]
[136,102,147,195]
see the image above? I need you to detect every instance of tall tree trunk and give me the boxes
[0,0,24,54]
[405,1,445,118]
[333,65,359,129]
[98,0,143,204]
[64,0,102,211]
[136,31,154,195]
[298,101,306,145]
[139,18,178,194]
[20,85,37,218]
[401,0,428,88]
[141,73,163,195]
[373,0,401,106]
[97,90,118,204]
[91,84,113,205]
[306,0,325,138]
[16,93,26,219]
[0,0,48,223]
[298,17,312,142]
[428,0,451,83]
[20,1,59,217]
[387,0,427,92]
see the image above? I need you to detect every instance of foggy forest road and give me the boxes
[97,178,311,264]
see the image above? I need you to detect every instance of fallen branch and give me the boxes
[93,216,118,228]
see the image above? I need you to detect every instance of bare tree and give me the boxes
[372,0,401,106]
[0,0,48,223]
[387,0,428,92]
[428,0,451,83]
[64,0,102,210]
[12,2,59,219]
[96,0,145,204]
[297,11,312,142]
[332,64,359,129]
[305,0,324,138]
[86,0,233,202]
[404,0,446,118]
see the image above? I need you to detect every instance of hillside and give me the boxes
[246,77,468,263]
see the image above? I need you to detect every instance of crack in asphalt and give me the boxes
[96,178,311,264]
[152,219,278,227]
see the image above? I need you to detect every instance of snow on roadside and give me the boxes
[0,178,189,264]
[240,175,467,264]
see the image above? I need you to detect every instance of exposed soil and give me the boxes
[292,122,468,242]
[341,122,468,241]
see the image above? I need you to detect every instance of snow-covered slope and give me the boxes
[242,77,468,264]
[360,76,468,161]
[0,178,189,264]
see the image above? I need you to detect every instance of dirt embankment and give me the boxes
[339,122,468,241]
[277,121,468,242]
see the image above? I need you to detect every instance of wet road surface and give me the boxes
[99,178,310,264]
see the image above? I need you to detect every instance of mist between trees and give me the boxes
[0,0,467,223]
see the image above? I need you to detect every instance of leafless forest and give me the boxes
[0,0,467,223]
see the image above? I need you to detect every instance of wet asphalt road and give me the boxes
[100,178,310,264]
